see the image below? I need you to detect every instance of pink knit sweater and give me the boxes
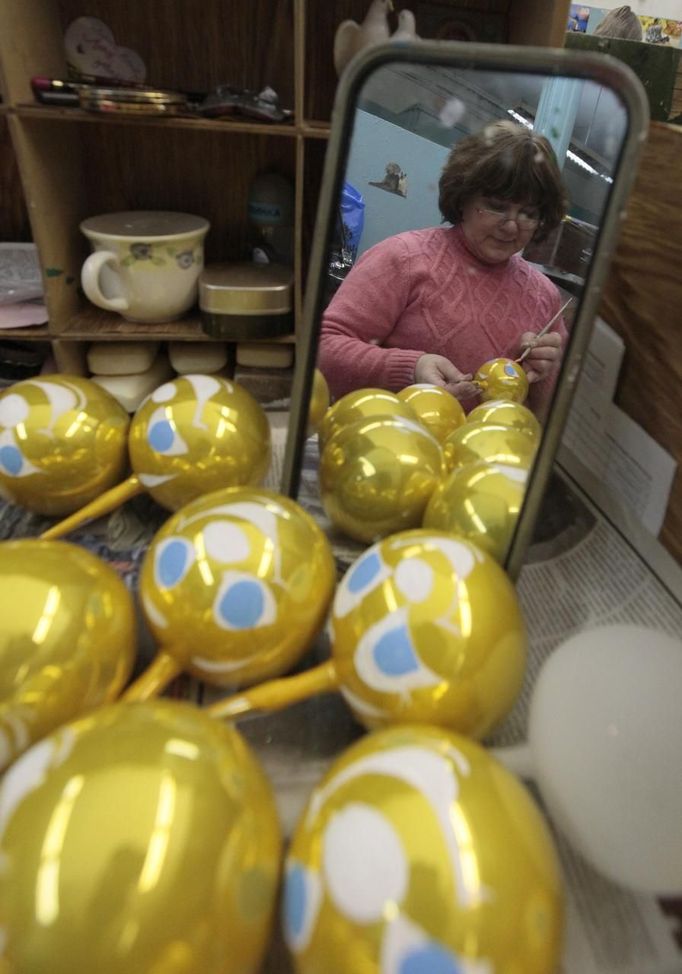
[318,225,565,413]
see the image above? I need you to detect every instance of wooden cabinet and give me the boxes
[0,0,570,374]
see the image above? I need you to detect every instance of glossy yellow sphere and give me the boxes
[475,357,529,403]
[0,539,136,770]
[319,388,418,450]
[308,369,331,436]
[0,374,129,516]
[443,421,538,474]
[397,383,466,443]
[319,416,445,544]
[0,700,281,974]
[466,398,541,439]
[423,460,529,564]
[283,724,564,974]
[330,529,526,736]
[139,486,336,687]
[128,374,271,511]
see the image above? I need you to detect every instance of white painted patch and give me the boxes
[394,558,434,603]
[203,521,250,563]
[323,803,408,923]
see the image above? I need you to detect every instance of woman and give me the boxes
[318,120,569,417]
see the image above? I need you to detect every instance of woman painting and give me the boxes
[318,120,569,417]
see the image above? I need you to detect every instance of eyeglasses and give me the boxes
[475,201,541,231]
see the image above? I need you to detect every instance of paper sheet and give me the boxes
[561,317,677,536]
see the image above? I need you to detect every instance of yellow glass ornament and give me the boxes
[307,369,331,436]
[283,724,564,974]
[0,538,136,771]
[209,530,526,741]
[474,357,529,403]
[423,460,529,563]
[443,420,538,474]
[319,416,445,544]
[466,398,541,439]
[0,700,281,974]
[0,374,129,516]
[318,388,418,450]
[126,486,336,698]
[397,383,466,443]
[41,374,271,540]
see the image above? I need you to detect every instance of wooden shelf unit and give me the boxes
[0,0,570,372]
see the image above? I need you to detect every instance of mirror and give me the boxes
[282,41,648,578]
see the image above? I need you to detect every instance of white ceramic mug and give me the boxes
[80,211,210,323]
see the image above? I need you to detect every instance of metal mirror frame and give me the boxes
[281,40,649,580]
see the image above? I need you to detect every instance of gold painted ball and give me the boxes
[319,388,418,450]
[139,486,336,687]
[397,382,466,443]
[283,724,564,974]
[330,529,526,737]
[319,416,445,544]
[467,398,541,440]
[475,357,529,403]
[0,374,129,516]
[423,460,530,564]
[129,374,271,511]
[308,369,331,436]
[0,700,281,974]
[0,538,136,771]
[443,420,538,474]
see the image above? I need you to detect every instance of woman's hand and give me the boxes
[518,331,563,383]
[414,354,480,402]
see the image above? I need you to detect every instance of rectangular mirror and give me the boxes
[282,40,648,578]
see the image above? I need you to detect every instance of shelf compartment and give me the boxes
[57,306,297,344]
[14,104,299,139]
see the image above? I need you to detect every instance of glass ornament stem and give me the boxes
[207,660,339,720]
[122,649,183,702]
[490,742,534,778]
[40,474,143,540]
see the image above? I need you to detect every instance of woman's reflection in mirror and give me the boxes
[318,120,568,419]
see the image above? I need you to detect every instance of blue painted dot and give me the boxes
[0,445,23,476]
[504,363,516,376]
[400,943,463,974]
[158,540,190,588]
[219,579,265,628]
[373,625,419,676]
[148,419,175,452]
[283,864,307,944]
[347,551,382,594]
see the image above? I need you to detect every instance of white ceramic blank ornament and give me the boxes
[499,625,682,895]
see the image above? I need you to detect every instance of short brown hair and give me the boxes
[438,120,567,242]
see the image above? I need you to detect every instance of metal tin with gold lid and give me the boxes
[199,262,293,339]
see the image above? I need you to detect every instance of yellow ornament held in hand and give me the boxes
[0,538,136,770]
[318,387,419,450]
[319,415,444,543]
[397,382,466,443]
[127,485,336,698]
[424,459,529,564]
[0,374,129,516]
[283,724,564,974]
[0,700,282,974]
[42,374,271,540]
[209,530,526,741]
[474,357,529,403]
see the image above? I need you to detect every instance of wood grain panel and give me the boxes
[0,116,30,240]
[598,121,682,564]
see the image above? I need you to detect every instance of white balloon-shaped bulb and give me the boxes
[528,625,682,894]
